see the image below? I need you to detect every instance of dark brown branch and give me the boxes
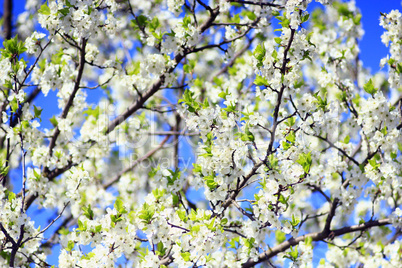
[265,28,296,159]
[104,8,220,135]
[311,134,360,166]
[242,218,391,268]
[3,0,12,39]
[306,183,331,203]
[10,224,25,267]
[221,162,263,210]
[322,198,339,236]
[229,0,283,8]
[48,38,87,156]
[22,202,70,245]
[24,160,76,211]
[0,222,16,247]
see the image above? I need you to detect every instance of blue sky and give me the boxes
[356,0,401,72]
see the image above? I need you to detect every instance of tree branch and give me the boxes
[104,8,220,135]
[242,218,391,267]
[2,0,12,39]
[48,38,87,156]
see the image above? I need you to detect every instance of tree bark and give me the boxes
[3,0,13,39]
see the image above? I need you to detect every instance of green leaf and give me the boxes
[305,236,313,246]
[59,227,70,236]
[204,174,218,189]
[182,16,192,27]
[136,15,148,28]
[368,158,380,170]
[38,2,51,16]
[290,246,298,259]
[301,13,310,23]
[285,116,296,127]
[178,90,200,113]
[156,241,166,256]
[223,104,236,113]
[81,252,95,260]
[297,152,312,174]
[181,252,191,261]
[10,98,18,113]
[149,17,160,32]
[49,116,58,127]
[138,203,155,224]
[313,91,328,111]
[183,64,192,73]
[0,165,10,177]
[243,10,257,21]
[33,105,42,120]
[114,198,127,214]
[203,98,209,108]
[274,37,282,44]
[66,240,75,251]
[267,154,279,170]
[172,194,179,205]
[58,8,69,17]
[229,238,239,248]
[275,230,286,243]
[353,13,362,25]
[82,204,94,220]
[190,225,200,233]
[177,210,188,223]
[241,125,255,142]
[213,77,223,87]
[221,218,228,225]
[21,120,30,129]
[253,44,266,68]
[244,237,255,248]
[272,10,280,16]
[282,141,291,150]
[380,126,387,136]
[278,194,288,206]
[285,131,296,144]
[7,191,16,202]
[254,75,269,86]
[77,219,87,231]
[291,214,300,227]
[363,79,377,96]
[94,225,102,233]
[152,188,166,200]
[192,163,202,174]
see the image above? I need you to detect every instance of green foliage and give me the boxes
[254,75,269,86]
[297,152,312,174]
[82,204,94,220]
[283,246,299,261]
[138,203,155,224]
[178,90,200,113]
[363,79,377,96]
[238,124,255,142]
[165,169,181,186]
[253,44,266,68]
[313,91,328,111]
[114,198,127,214]
[275,230,286,243]
[203,173,218,190]
[66,240,75,251]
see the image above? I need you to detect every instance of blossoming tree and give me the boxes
[0,0,401,267]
